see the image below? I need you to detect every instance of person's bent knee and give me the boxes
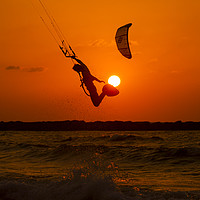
[93,102,100,107]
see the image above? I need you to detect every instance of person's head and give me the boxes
[73,64,83,73]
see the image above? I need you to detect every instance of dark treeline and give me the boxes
[0,120,200,131]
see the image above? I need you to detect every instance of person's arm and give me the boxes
[92,76,105,83]
[71,56,85,66]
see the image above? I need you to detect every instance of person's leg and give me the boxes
[85,82,106,107]
[90,91,105,107]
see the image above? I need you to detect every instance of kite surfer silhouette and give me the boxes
[31,1,126,107]
[72,56,106,107]
[71,56,119,107]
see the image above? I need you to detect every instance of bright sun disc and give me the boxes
[108,75,121,87]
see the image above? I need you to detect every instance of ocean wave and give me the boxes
[109,134,164,142]
[52,144,110,157]
[0,171,131,200]
[155,146,200,158]
[53,134,164,143]
[145,146,200,164]
[108,146,200,164]
[40,144,200,164]
[0,176,199,200]
[17,143,50,149]
[0,142,49,152]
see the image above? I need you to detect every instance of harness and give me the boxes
[78,73,90,96]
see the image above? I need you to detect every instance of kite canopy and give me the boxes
[115,23,132,59]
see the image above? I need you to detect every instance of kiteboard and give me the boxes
[103,84,119,97]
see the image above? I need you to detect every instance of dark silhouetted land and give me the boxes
[0,120,200,131]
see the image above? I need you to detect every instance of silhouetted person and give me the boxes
[72,57,106,107]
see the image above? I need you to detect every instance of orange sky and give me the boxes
[0,0,200,122]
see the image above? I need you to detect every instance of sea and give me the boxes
[0,130,200,200]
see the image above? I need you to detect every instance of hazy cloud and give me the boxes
[5,66,47,72]
[76,39,115,48]
[179,36,190,41]
[88,39,112,47]
[89,39,139,48]
[76,39,139,49]
[170,70,180,74]
[147,58,159,64]
[5,66,20,70]
[22,67,47,72]
[129,40,139,46]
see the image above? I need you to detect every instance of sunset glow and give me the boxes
[0,0,200,122]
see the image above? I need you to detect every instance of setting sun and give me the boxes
[108,75,121,87]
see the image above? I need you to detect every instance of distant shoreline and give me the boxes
[0,120,200,131]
